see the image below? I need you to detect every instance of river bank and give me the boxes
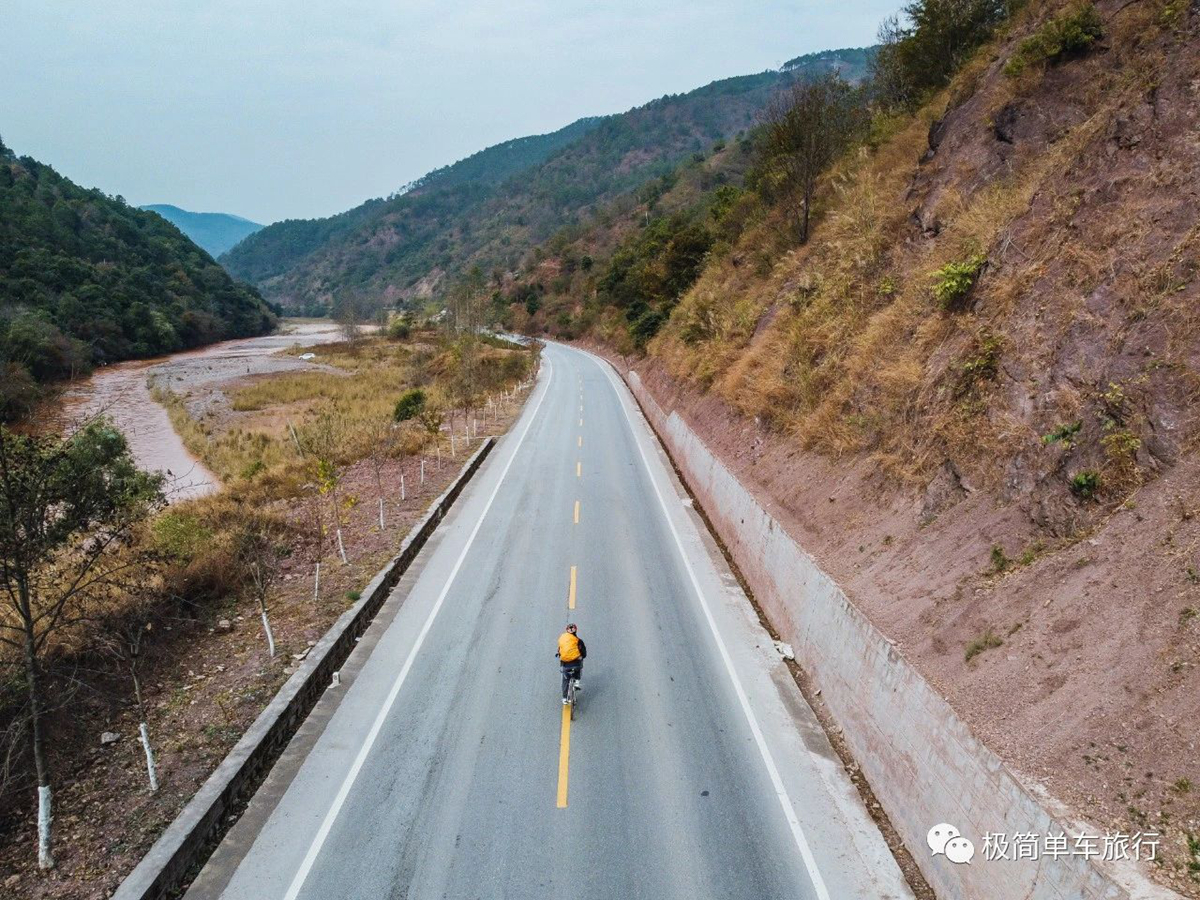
[49,320,347,500]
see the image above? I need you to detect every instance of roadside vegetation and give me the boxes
[0,309,537,895]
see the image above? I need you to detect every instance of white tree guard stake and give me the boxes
[37,784,53,869]
[378,497,385,530]
[450,434,456,457]
[139,722,159,792]
[261,605,276,658]
[401,473,406,501]
[336,528,347,564]
[313,562,321,601]
[420,459,425,484]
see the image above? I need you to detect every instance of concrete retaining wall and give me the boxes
[622,371,1157,900]
[113,438,495,900]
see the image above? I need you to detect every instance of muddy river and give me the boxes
[52,321,345,501]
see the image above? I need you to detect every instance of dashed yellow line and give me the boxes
[557,704,572,807]
[577,435,582,448]
[573,500,580,524]
[579,418,583,427]
[576,461,581,477]
[568,565,577,609]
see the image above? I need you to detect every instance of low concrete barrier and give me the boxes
[114,438,496,900]
[620,369,1168,900]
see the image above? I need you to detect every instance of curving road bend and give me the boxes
[185,342,913,900]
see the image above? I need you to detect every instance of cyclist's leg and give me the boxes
[561,665,570,700]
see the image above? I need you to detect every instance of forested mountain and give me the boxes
[140,204,263,257]
[221,50,872,312]
[0,138,276,419]
[220,115,605,305]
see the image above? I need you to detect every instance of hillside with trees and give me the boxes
[140,204,263,257]
[0,139,276,419]
[501,0,1200,892]
[220,50,873,314]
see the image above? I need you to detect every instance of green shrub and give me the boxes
[393,388,426,422]
[1005,3,1104,77]
[960,331,1002,384]
[1069,469,1101,499]
[932,255,987,310]
[153,511,213,561]
[965,628,1004,662]
[990,545,1011,573]
[387,318,411,340]
[1042,420,1082,447]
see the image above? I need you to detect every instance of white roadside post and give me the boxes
[139,722,159,792]
[37,785,52,869]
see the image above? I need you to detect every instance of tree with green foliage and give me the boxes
[0,421,163,869]
[0,138,275,420]
[761,74,868,243]
[872,0,1011,109]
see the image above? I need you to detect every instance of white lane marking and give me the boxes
[283,360,555,900]
[591,352,832,900]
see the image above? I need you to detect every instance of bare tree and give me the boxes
[98,617,160,791]
[239,523,286,659]
[303,412,349,564]
[365,415,401,530]
[0,421,162,869]
[761,74,867,243]
[447,267,488,435]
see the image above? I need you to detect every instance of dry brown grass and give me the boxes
[160,335,534,489]
[652,0,1188,484]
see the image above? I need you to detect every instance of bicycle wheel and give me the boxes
[568,679,577,719]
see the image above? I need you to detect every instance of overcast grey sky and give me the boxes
[1,1,897,224]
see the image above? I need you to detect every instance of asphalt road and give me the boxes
[188,342,913,900]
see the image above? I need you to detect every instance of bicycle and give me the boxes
[561,662,582,719]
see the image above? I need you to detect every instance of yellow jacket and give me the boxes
[557,632,582,663]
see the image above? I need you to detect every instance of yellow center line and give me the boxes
[556,704,572,807]
[579,417,583,427]
[578,435,582,448]
[573,500,580,524]
[576,461,581,477]
[568,565,577,609]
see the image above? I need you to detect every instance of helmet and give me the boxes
[566,623,577,633]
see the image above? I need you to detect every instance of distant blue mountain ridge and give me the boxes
[140,203,263,257]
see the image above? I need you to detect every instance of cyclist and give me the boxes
[556,623,586,704]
